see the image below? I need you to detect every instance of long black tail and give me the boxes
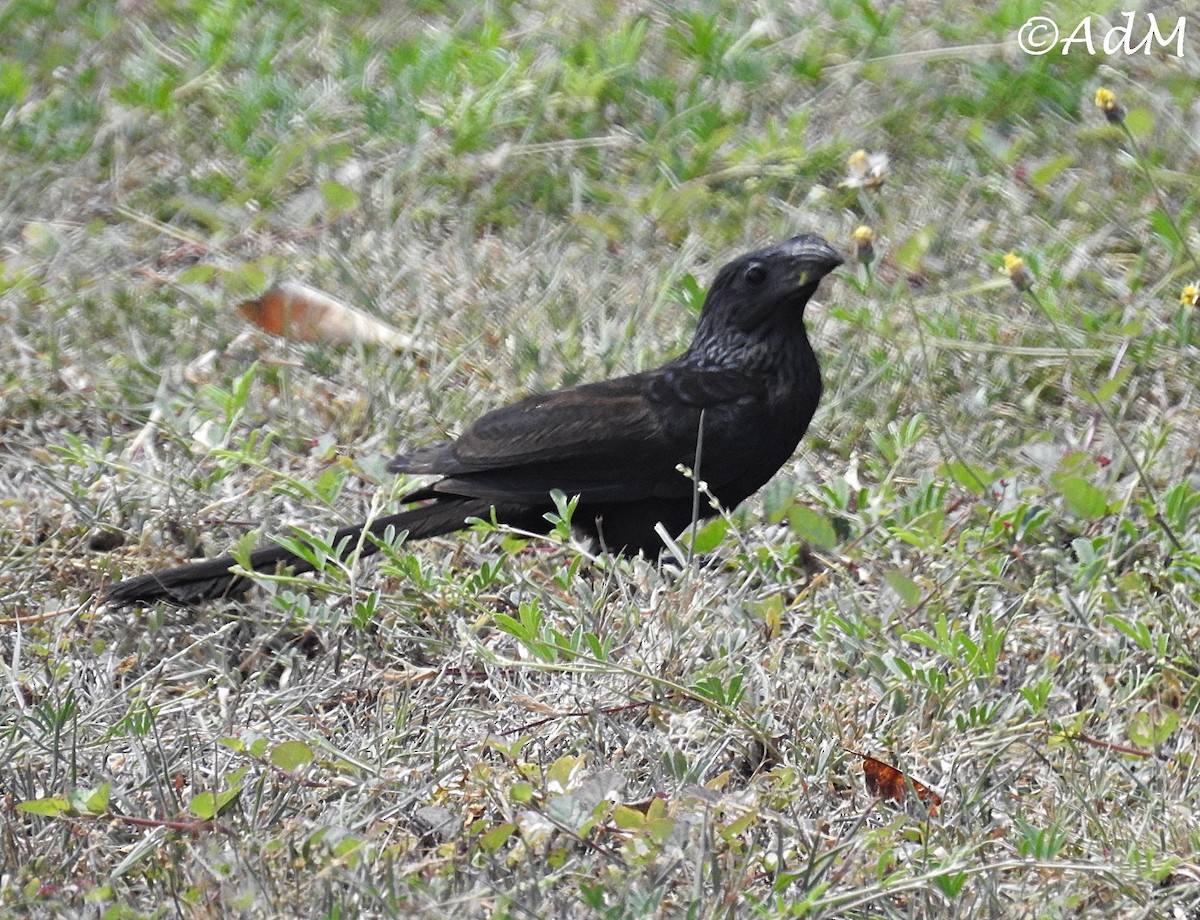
[103,498,501,607]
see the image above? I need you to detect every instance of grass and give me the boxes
[2,0,1199,916]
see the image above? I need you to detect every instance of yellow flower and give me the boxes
[1003,253,1034,292]
[840,149,888,188]
[852,226,875,263]
[1094,87,1125,124]
[1181,284,1199,307]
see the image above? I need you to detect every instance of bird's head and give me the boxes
[698,234,844,337]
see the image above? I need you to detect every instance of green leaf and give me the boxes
[1124,107,1154,139]
[17,797,72,817]
[547,755,583,792]
[761,478,797,523]
[542,489,579,539]
[1148,208,1181,249]
[478,822,516,853]
[493,612,529,642]
[228,261,269,298]
[686,517,727,554]
[645,816,676,844]
[933,870,969,898]
[189,793,217,820]
[1050,473,1109,519]
[939,460,989,495]
[0,58,29,106]
[1106,614,1151,651]
[189,784,243,820]
[612,804,646,829]
[1128,704,1179,749]
[884,571,922,606]
[1030,153,1074,188]
[1116,318,1144,338]
[720,809,756,841]
[270,740,314,772]
[894,226,935,273]
[320,180,360,214]
[85,783,112,815]
[331,834,363,859]
[1094,365,1132,403]
[216,785,243,814]
[787,505,838,549]
[179,264,218,285]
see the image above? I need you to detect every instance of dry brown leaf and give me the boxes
[239,281,426,355]
[849,749,942,817]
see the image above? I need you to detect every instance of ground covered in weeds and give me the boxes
[2,2,1199,916]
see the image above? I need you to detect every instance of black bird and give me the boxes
[103,234,842,606]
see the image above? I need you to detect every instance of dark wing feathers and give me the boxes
[388,365,770,504]
[645,364,768,408]
[453,377,665,469]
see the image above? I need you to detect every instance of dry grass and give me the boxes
[2,1,1200,917]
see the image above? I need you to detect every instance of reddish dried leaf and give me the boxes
[239,282,425,355]
[850,750,941,817]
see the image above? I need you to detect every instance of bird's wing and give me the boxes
[390,366,770,503]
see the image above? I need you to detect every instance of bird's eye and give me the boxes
[744,263,766,285]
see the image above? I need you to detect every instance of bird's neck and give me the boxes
[687,311,814,376]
